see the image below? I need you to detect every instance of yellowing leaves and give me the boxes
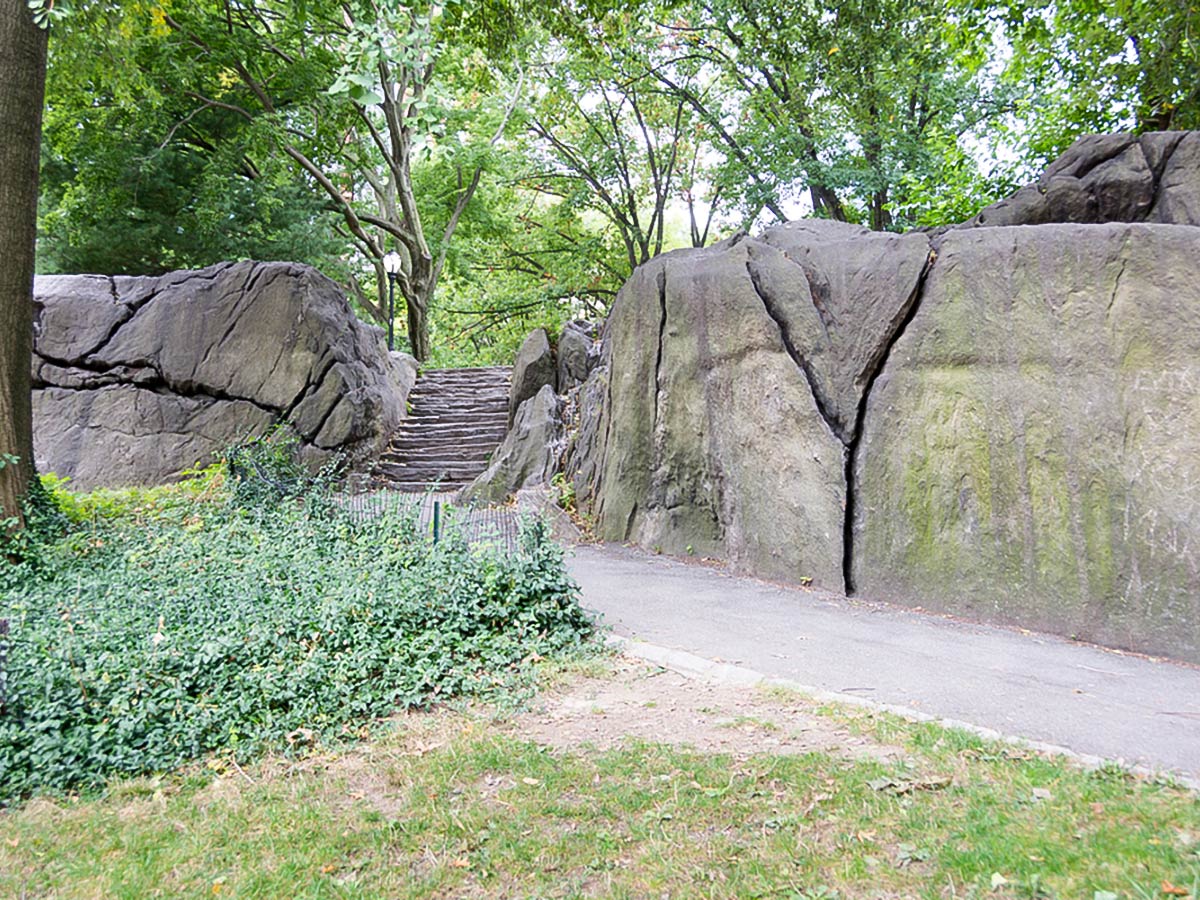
[149,5,170,38]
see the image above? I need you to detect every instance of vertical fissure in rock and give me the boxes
[842,245,938,594]
[744,258,847,443]
[652,265,668,433]
[1144,133,1184,215]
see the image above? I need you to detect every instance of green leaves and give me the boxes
[0,475,593,801]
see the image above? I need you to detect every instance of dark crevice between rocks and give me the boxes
[1144,131,1186,183]
[283,353,337,420]
[307,395,346,450]
[652,265,668,434]
[744,259,847,443]
[1145,133,1184,215]
[841,244,938,595]
[623,501,638,542]
[37,377,285,420]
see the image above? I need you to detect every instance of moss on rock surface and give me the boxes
[854,224,1200,660]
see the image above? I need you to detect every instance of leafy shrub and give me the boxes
[0,474,592,800]
[39,465,227,526]
[226,428,340,508]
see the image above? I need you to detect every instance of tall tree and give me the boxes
[627,0,1003,229]
[526,24,715,276]
[0,0,48,525]
[983,0,1200,162]
[43,0,523,360]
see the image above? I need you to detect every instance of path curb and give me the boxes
[606,634,1200,792]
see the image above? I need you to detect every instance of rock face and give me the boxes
[960,131,1200,228]
[462,385,563,504]
[576,222,933,586]
[33,261,415,488]
[556,322,594,392]
[570,132,1200,662]
[507,328,556,425]
[854,224,1200,661]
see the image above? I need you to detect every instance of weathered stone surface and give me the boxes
[32,261,412,488]
[960,132,1196,228]
[463,385,563,503]
[564,133,1200,661]
[1150,131,1200,224]
[508,327,556,425]
[753,220,932,441]
[854,224,1200,662]
[34,386,277,489]
[556,322,593,391]
[562,361,609,506]
[573,222,934,585]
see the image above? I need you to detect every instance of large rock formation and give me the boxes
[960,131,1199,228]
[569,132,1200,662]
[854,224,1200,661]
[33,261,416,488]
[573,221,933,586]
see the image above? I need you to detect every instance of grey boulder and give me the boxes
[33,260,412,488]
[463,385,563,503]
[960,131,1199,228]
[507,327,556,425]
[556,322,594,391]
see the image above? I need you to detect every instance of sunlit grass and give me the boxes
[3,696,1197,899]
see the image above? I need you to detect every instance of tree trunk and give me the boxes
[406,290,430,362]
[0,0,47,526]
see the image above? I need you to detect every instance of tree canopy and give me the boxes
[32,0,1200,361]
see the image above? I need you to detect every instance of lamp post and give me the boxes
[382,251,402,352]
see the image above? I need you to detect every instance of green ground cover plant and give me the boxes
[0,453,593,801]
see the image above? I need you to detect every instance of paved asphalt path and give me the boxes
[566,543,1200,780]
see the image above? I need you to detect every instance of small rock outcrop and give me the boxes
[33,261,415,488]
[462,385,564,503]
[556,320,601,392]
[507,328,556,425]
[960,131,1199,228]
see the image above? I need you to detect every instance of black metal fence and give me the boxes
[335,487,521,552]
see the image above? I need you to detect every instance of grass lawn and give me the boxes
[2,656,1197,899]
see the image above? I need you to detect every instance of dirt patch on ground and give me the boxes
[508,655,904,762]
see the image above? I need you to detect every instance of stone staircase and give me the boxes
[372,366,512,492]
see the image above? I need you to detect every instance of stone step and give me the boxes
[388,436,501,451]
[413,381,510,393]
[372,366,512,491]
[391,423,507,436]
[402,415,507,428]
[384,448,496,460]
[378,459,492,473]
[407,402,508,414]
